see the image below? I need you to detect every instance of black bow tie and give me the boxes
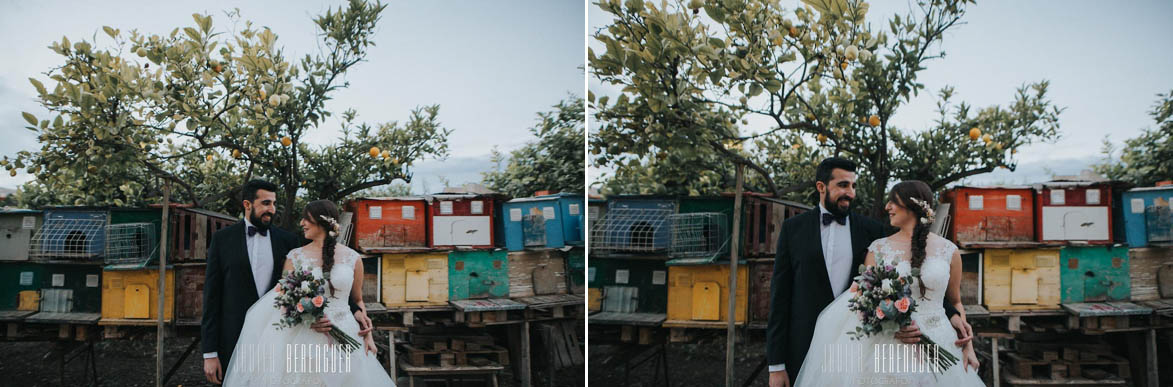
[247,225,268,237]
[822,212,847,226]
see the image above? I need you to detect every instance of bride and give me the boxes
[794,181,982,386]
[223,200,395,386]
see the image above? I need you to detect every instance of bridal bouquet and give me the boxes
[846,263,958,373]
[272,266,361,352]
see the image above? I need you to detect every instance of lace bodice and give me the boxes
[867,233,957,325]
[287,244,360,320]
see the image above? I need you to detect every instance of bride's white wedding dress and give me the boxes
[223,244,395,386]
[794,234,984,386]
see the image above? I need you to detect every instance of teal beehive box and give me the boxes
[448,250,510,300]
[1060,245,1131,303]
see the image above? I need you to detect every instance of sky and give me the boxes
[588,0,1173,189]
[0,0,585,194]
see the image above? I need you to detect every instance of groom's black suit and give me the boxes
[766,210,959,384]
[201,221,299,368]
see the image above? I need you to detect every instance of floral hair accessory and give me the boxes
[907,197,935,225]
[318,214,340,237]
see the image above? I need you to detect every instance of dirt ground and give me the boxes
[0,333,581,386]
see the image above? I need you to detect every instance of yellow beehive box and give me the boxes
[666,264,748,324]
[381,252,448,307]
[100,269,175,322]
[587,287,602,313]
[983,248,1061,311]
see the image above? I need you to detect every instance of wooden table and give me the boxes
[399,359,504,387]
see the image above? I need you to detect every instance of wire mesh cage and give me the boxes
[590,207,674,252]
[668,212,729,259]
[1146,205,1173,244]
[29,217,108,260]
[105,222,159,267]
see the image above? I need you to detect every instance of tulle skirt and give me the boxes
[793,293,985,387]
[222,290,395,387]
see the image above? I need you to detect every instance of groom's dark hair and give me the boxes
[815,157,857,185]
[241,179,278,202]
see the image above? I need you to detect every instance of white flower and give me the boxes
[859,49,872,61]
[269,95,281,106]
[311,267,323,279]
[881,278,893,293]
[845,45,859,60]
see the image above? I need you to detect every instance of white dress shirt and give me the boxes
[204,217,275,360]
[770,204,854,373]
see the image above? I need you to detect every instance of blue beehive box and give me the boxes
[591,195,677,254]
[502,193,584,251]
[1122,186,1173,247]
[31,208,109,260]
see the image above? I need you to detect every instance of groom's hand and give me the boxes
[311,316,333,333]
[768,370,790,387]
[894,321,922,343]
[203,357,223,384]
[950,314,974,347]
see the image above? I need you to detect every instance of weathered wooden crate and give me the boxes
[1128,246,1173,301]
[743,196,811,258]
[175,263,206,325]
[448,250,509,300]
[347,197,430,251]
[941,186,1037,245]
[1060,246,1130,303]
[381,252,448,307]
[565,247,584,295]
[960,249,983,305]
[664,264,748,325]
[99,267,174,323]
[984,248,1062,311]
[587,256,668,314]
[0,209,42,261]
[749,260,772,325]
[507,249,568,298]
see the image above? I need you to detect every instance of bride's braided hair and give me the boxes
[888,180,936,298]
[303,200,342,297]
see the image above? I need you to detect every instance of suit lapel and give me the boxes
[803,211,834,300]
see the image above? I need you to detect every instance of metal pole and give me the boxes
[726,163,745,387]
[156,183,170,387]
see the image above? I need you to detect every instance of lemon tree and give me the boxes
[1094,90,1173,187]
[590,0,1061,213]
[482,95,585,198]
[8,0,451,229]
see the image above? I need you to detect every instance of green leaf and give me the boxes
[765,79,782,93]
[103,26,116,38]
[28,78,46,95]
[21,112,37,126]
[749,83,763,97]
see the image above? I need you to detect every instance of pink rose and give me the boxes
[895,297,910,313]
[296,303,305,313]
[312,296,325,308]
[875,306,885,320]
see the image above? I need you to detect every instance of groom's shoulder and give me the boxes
[211,221,243,241]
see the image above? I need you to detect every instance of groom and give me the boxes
[201,179,372,384]
[766,158,971,387]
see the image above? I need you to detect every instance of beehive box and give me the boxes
[1034,182,1114,244]
[381,252,448,306]
[162,206,235,262]
[940,186,1036,245]
[32,208,109,260]
[0,262,46,311]
[1060,246,1130,303]
[0,209,42,261]
[1128,247,1173,301]
[587,197,607,239]
[175,263,206,325]
[502,193,584,251]
[743,197,811,258]
[959,249,983,305]
[588,256,668,314]
[665,264,749,324]
[1121,186,1173,247]
[983,248,1061,311]
[508,249,568,297]
[590,195,676,254]
[448,250,509,300]
[34,262,103,314]
[428,194,500,249]
[347,197,431,251]
[566,247,585,295]
[361,255,380,304]
[749,260,773,324]
[100,267,174,321]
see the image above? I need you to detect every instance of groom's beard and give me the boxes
[249,208,273,232]
[823,190,852,217]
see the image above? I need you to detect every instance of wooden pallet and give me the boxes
[1063,302,1158,333]
[1008,352,1070,379]
[518,294,584,321]
[402,343,509,367]
[451,299,527,326]
[1002,369,1127,385]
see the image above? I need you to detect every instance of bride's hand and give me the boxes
[364,332,377,356]
[962,342,979,372]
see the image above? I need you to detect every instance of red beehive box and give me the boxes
[940,186,1037,246]
[1034,182,1114,245]
[346,197,431,252]
[426,194,500,249]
